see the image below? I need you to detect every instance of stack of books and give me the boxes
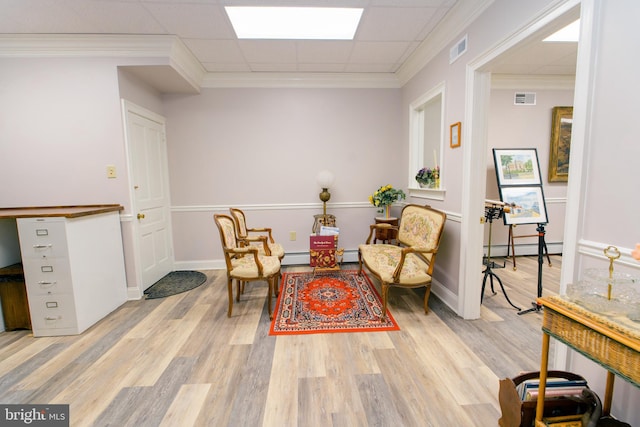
[516,376,588,401]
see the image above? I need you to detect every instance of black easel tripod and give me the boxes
[518,223,547,315]
[481,202,521,311]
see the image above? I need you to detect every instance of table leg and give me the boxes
[535,332,551,423]
[603,371,615,415]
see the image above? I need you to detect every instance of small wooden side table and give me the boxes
[374,217,398,243]
[534,296,640,426]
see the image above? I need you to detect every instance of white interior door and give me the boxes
[124,101,174,290]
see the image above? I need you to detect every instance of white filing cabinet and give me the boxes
[17,211,127,337]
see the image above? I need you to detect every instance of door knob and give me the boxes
[137,213,145,220]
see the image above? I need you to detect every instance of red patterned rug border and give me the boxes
[269,269,400,335]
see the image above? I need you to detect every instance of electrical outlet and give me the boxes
[106,165,117,178]
[289,231,296,241]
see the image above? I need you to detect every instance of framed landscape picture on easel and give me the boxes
[493,148,542,186]
[498,186,548,225]
[492,148,548,226]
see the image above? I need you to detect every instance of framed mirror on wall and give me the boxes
[409,82,445,200]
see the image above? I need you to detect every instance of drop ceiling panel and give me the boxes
[349,41,411,64]
[356,7,440,41]
[238,40,297,64]
[296,41,353,63]
[144,3,235,39]
[183,39,245,63]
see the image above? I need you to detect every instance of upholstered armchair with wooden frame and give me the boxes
[358,204,446,320]
[214,214,281,319]
[230,208,285,261]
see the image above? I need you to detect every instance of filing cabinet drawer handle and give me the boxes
[38,281,57,286]
[33,244,52,249]
[45,316,62,321]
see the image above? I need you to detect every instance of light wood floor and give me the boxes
[0,255,561,426]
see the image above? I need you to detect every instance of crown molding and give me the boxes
[396,0,495,86]
[491,73,576,90]
[0,34,179,57]
[200,71,401,89]
[0,34,205,93]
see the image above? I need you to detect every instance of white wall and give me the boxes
[162,88,404,266]
[565,1,640,423]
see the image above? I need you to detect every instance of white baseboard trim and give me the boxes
[127,287,142,300]
[173,249,362,272]
[430,279,458,313]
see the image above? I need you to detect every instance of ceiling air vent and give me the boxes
[449,34,468,64]
[514,92,536,105]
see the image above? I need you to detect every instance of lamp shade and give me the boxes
[316,170,334,188]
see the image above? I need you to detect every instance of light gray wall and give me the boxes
[118,68,165,116]
[400,0,567,298]
[162,88,403,265]
[0,58,130,208]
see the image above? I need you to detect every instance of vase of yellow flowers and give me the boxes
[369,184,406,218]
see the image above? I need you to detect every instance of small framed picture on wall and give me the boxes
[450,122,461,148]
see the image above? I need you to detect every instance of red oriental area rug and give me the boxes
[269,270,400,335]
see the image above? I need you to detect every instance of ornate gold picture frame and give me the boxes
[450,122,461,148]
[548,106,573,182]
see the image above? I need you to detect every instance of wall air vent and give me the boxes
[449,34,468,64]
[514,92,536,105]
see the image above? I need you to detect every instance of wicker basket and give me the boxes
[544,296,640,388]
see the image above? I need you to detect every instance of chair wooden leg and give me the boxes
[423,284,432,314]
[267,276,274,319]
[236,280,242,302]
[227,278,233,317]
[381,283,389,320]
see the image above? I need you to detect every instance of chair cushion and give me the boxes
[248,242,284,258]
[359,244,431,285]
[268,242,285,258]
[230,255,280,279]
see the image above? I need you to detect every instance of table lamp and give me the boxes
[316,170,334,217]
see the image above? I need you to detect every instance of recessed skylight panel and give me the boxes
[543,19,580,42]
[225,7,363,40]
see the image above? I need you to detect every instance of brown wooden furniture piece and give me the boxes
[507,224,552,270]
[358,204,446,320]
[0,263,31,331]
[535,296,639,426]
[229,208,285,261]
[214,214,281,319]
[498,370,592,427]
[374,217,398,243]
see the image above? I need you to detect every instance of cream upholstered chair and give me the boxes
[358,204,446,320]
[214,214,281,319]
[229,208,285,261]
